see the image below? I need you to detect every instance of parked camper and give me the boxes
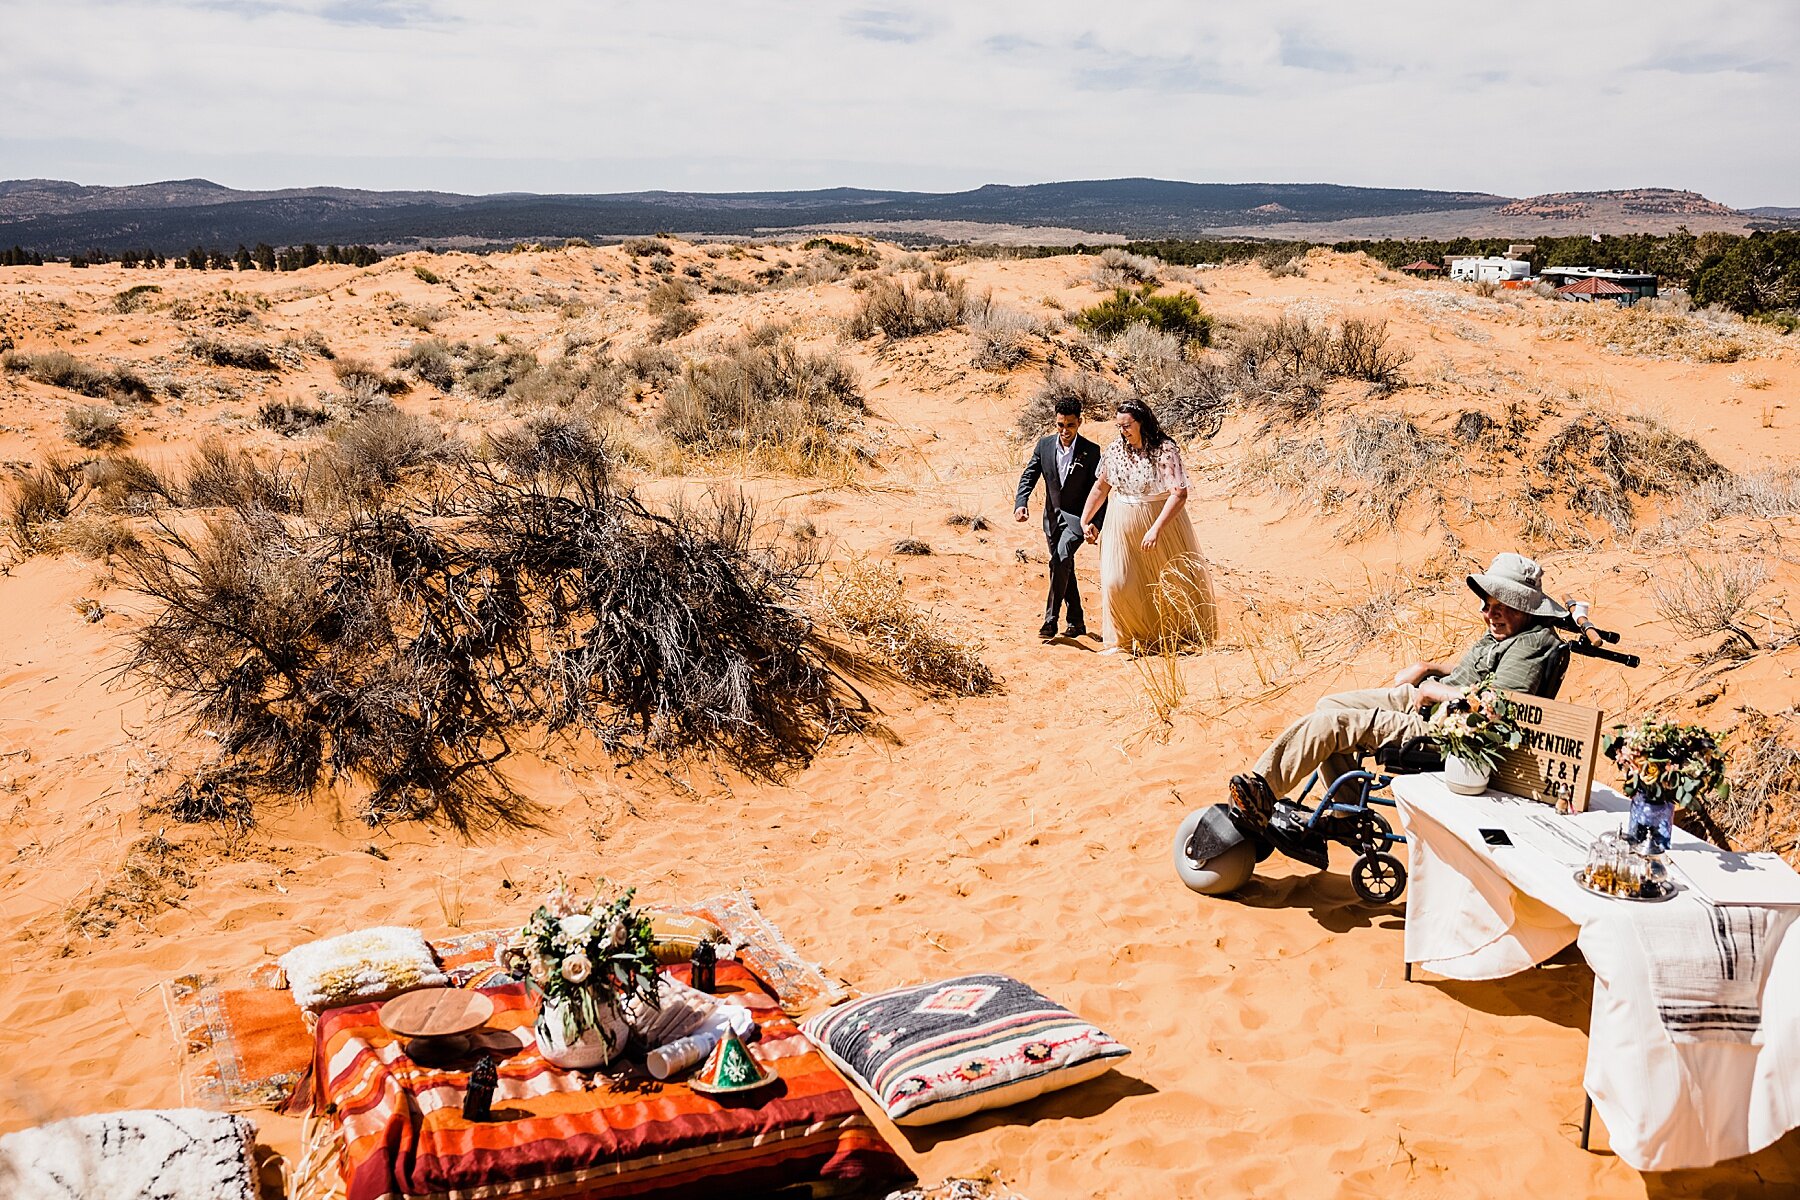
[1448,256,1532,284]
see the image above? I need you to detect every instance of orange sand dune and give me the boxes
[2,245,1798,1198]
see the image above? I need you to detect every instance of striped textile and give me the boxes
[1633,903,1783,1043]
[315,963,905,1200]
[803,974,1130,1126]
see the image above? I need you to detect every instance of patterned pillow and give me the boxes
[279,925,449,1015]
[802,973,1130,1126]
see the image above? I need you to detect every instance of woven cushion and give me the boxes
[279,925,448,1015]
[802,973,1130,1125]
[0,1109,257,1200]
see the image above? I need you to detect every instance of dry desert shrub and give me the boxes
[2,349,153,402]
[85,454,173,513]
[891,537,932,555]
[1537,411,1724,534]
[332,356,407,397]
[5,459,78,552]
[848,267,968,339]
[64,834,193,942]
[258,399,333,436]
[946,511,992,531]
[112,283,163,313]
[62,404,126,449]
[505,355,630,410]
[181,439,304,513]
[1652,556,1771,652]
[392,337,461,389]
[817,556,996,696]
[966,303,1041,370]
[1012,368,1123,439]
[1642,468,1800,545]
[658,335,864,474]
[1540,303,1753,363]
[119,451,854,833]
[1713,709,1800,861]
[1104,325,1234,440]
[181,334,279,371]
[1240,410,1457,539]
[308,410,458,510]
[57,512,140,559]
[1088,247,1161,287]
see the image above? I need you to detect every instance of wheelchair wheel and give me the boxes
[1348,809,1394,855]
[1173,806,1256,896]
[1351,852,1407,904]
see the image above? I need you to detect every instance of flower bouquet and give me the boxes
[1423,676,1523,795]
[519,881,662,1069]
[1601,719,1727,854]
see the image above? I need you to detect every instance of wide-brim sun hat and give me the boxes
[1467,552,1566,618]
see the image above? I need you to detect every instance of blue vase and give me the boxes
[1627,793,1675,855]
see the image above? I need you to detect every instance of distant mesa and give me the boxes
[1497,188,1740,221]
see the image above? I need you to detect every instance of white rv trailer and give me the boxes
[1447,256,1532,284]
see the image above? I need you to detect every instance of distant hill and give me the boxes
[0,177,1763,255]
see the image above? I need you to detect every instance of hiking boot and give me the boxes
[1228,773,1278,827]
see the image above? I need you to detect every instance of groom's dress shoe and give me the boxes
[1038,621,1058,638]
[1062,624,1086,638]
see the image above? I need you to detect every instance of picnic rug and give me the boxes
[315,962,905,1200]
[164,895,842,1113]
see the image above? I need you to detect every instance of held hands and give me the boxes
[1013,506,1028,523]
[1083,522,1099,544]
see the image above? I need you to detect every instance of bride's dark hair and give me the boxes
[1116,399,1170,453]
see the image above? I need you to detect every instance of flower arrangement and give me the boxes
[1423,676,1522,773]
[1601,719,1728,810]
[519,880,662,1045]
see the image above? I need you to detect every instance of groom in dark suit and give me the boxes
[1014,394,1103,639]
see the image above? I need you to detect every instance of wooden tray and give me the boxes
[380,988,494,1064]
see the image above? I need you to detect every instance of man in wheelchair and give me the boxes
[1228,553,1567,866]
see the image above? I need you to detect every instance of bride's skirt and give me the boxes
[1099,493,1217,652]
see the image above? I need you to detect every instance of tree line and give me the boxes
[14,243,382,271]
[1123,228,1800,321]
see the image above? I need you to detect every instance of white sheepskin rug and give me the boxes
[0,1108,258,1200]
[279,924,448,1015]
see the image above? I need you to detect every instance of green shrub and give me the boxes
[413,265,442,285]
[1075,287,1212,346]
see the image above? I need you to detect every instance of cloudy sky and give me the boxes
[5,1,1797,205]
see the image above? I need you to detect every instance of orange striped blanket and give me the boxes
[315,963,905,1199]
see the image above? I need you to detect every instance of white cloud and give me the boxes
[3,0,1795,204]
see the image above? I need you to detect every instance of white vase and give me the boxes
[535,990,631,1070]
[1443,754,1491,796]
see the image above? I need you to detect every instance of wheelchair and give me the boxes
[1173,602,1639,904]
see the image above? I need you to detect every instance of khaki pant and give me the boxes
[1253,685,1429,800]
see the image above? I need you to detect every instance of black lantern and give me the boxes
[690,939,717,994]
[463,1055,497,1121]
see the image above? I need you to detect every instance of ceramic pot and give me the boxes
[1443,754,1492,796]
[1626,793,1675,856]
[535,989,630,1070]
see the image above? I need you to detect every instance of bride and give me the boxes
[1079,399,1216,653]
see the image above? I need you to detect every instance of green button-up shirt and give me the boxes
[1441,623,1565,697]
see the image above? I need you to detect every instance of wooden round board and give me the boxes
[380,988,494,1038]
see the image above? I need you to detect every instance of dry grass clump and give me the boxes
[1240,410,1458,539]
[118,451,852,832]
[309,410,458,510]
[946,512,992,531]
[181,335,279,371]
[658,335,864,473]
[5,459,78,552]
[62,404,126,448]
[1710,708,1800,860]
[1643,468,1800,545]
[506,355,630,410]
[258,399,333,436]
[64,834,194,942]
[892,537,933,555]
[1541,303,1753,363]
[817,557,996,696]
[85,454,173,513]
[1088,248,1162,287]
[1012,369,1123,439]
[112,284,163,313]
[332,356,407,397]
[967,303,1041,370]
[181,439,304,513]
[1232,314,1410,399]
[1537,411,1724,534]
[848,267,968,339]
[1652,556,1771,651]
[57,512,140,559]
[2,350,153,402]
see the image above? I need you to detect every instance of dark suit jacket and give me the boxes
[1015,434,1103,533]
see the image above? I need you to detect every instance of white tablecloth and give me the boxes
[1392,775,1800,1172]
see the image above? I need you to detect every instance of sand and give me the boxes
[2,242,1799,1198]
